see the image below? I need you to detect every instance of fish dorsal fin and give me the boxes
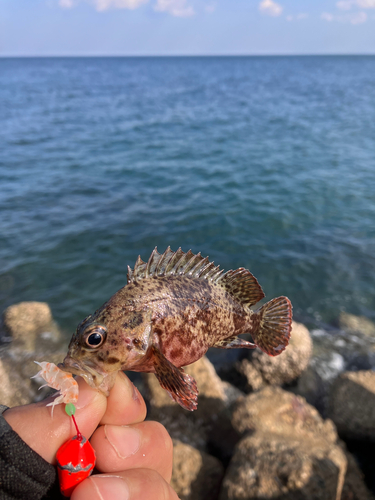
[127,248,265,307]
[217,268,265,307]
[127,247,225,284]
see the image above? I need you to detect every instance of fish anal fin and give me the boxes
[253,296,292,356]
[151,346,198,411]
[213,336,257,350]
[219,268,265,307]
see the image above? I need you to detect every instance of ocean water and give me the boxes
[1,56,375,355]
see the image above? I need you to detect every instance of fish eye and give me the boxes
[84,326,107,348]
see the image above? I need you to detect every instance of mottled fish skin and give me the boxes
[61,247,292,411]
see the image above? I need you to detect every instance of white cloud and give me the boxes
[95,0,148,9]
[336,0,353,9]
[154,0,194,16]
[259,0,283,17]
[321,11,334,21]
[286,12,308,21]
[322,9,367,23]
[337,0,375,8]
[349,10,367,21]
[59,0,76,7]
[205,2,216,13]
[58,0,148,10]
[357,0,375,7]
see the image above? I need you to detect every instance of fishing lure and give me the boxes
[32,362,96,497]
[56,404,96,497]
[33,361,79,414]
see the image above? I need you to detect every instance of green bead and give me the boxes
[65,403,76,416]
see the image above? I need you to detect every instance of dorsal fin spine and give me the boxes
[146,247,160,278]
[155,246,173,276]
[165,247,184,275]
[190,256,209,278]
[127,265,134,283]
[186,253,202,275]
[197,261,216,278]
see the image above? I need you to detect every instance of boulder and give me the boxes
[232,321,313,392]
[231,386,337,443]
[219,432,347,500]
[0,355,31,408]
[328,370,375,441]
[171,439,224,500]
[339,313,375,338]
[340,443,375,500]
[2,302,61,352]
[0,302,66,408]
[289,365,327,414]
[220,387,347,500]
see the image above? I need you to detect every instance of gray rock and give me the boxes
[231,386,337,443]
[171,439,224,500]
[289,365,326,411]
[328,370,375,441]
[0,302,66,408]
[339,313,375,338]
[235,321,313,392]
[219,431,347,500]
[2,302,62,352]
[221,387,347,500]
[340,442,375,500]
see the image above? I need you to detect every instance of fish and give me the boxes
[60,247,292,411]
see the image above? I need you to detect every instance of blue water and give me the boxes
[1,56,375,343]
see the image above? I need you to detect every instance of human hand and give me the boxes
[4,371,178,500]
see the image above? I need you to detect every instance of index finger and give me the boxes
[99,371,147,426]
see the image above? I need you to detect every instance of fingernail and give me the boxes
[132,383,141,403]
[105,425,141,459]
[91,476,129,500]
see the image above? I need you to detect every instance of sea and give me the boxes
[1,56,375,371]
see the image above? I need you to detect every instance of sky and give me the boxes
[0,0,375,56]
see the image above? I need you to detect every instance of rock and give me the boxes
[232,321,313,392]
[328,371,375,441]
[219,432,347,500]
[289,365,327,413]
[340,443,375,500]
[2,302,61,352]
[231,386,337,442]
[220,387,347,500]
[0,355,31,408]
[0,302,66,407]
[339,313,375,338]
[171,439,224,500]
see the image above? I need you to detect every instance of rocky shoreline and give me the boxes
[1,302,375,500]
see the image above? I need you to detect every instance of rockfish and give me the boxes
[60,247,292,410]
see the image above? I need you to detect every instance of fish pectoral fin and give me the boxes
[151,346,198,411]
[213,336,257,349]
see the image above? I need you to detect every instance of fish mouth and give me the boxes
[58,356,108,394]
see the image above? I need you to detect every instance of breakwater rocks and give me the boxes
[1,302,375,500]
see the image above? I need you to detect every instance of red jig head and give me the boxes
[56,404,96,497]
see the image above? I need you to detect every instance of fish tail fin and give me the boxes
[252,296,292,356]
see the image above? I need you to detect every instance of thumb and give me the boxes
[3,377,107,465]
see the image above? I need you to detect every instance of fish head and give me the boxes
[60,307,152,395]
